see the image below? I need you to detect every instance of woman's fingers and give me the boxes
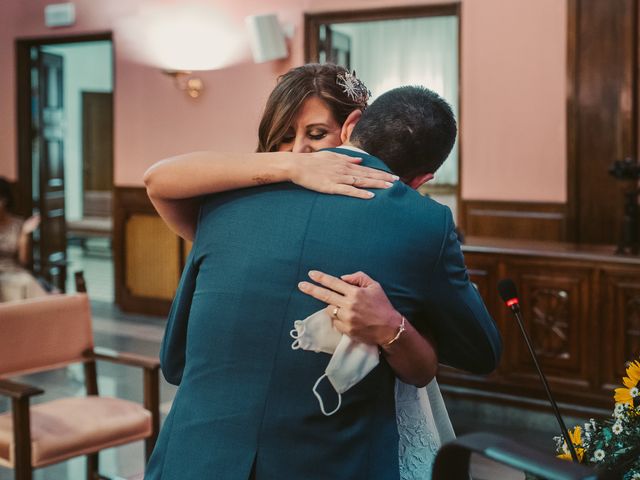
[348,164,398,182]
[349,176,394,190]
[329,176,390,199]
[340,271,375,287]
[324,152,398,183]
[342,156,363,164]
[308,270,356,295]
[331,317,349,335]
[298,270,358,304]
[331,184,375,199]
[298,281,345,306]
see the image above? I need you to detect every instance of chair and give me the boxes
[432,432,621,480]
[0,294,160,480]
[66,191,113,251]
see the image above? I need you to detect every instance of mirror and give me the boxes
[306,6,460,216]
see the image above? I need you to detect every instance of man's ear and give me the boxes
[341,109,363,144]
[406,173,434,190]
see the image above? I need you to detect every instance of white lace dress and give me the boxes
[396,378,456,480]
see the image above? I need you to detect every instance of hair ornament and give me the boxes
[336,70,371,106]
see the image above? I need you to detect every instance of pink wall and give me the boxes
[0,0,567,202]
[0,0,301,186]
[461,0,566,202]
[0,0,19,181]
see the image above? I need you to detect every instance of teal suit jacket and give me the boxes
[146,148,501,479]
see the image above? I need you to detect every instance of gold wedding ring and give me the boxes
[351,176,358,186]
[331,306,340,318]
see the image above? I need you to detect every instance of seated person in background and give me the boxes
[0,177,47,301]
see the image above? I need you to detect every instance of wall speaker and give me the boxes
[245,14,288,63]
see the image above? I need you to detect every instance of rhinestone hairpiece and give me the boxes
[336,70,371,106]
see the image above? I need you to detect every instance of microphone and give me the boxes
[497,279,580,464]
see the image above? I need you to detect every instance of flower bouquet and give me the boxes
[550,360,640,479]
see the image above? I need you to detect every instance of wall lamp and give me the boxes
[163,70,204,99]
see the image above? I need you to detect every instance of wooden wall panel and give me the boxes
[183,240,192,264]
[114,187,187,315]
[459,200,567,242]
[503,262,593,392]
[125,214,180,300]
[438,255,506,388]
[600,268,640,392]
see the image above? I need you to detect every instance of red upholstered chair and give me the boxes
[0,294,160,480]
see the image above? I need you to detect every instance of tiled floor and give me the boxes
[0,247,578,479]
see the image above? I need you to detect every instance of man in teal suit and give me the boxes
[146,86,501,479]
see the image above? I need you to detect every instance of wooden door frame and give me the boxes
[304,3,463,221]
[81,91,114,193]
[565,0,578,243]
[565,0,640,244]
[15,32,113,220]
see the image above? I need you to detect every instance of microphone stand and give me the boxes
[509,303,581,464]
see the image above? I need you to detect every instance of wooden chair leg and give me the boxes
[86,452,99,480]
[14,459,33,480]
[14,462,33,480]
[143,367,160,463]
[12,398,33,480]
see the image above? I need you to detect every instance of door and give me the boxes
[33,50,67,291]
[318,25,351,69]
[569,0,637,244]
[82,91,113,193]
[82,91,113,221]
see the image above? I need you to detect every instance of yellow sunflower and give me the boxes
[614,360,640,407]
[557,426,585,462]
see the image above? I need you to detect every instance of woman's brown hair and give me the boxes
[257,64,369,152]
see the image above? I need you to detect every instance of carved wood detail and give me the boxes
[438,239,640,416]
[504,264,592,395]
[529,288,570,360]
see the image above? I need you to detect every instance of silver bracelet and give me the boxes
[382,314,406,348]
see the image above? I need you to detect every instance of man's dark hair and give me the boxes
[350,86,457,179]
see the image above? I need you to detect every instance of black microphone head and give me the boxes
[498,278,518,304]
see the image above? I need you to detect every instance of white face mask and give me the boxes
[290,309,380,416]
[290,309,342,354]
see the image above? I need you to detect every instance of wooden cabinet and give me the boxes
[504,261,592,392]
[600,270,640,392]
[440,238,640,416]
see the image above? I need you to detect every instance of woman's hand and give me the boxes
[17,214,39,266]
[298,269,438,386]
[21,214,40,235]
[298,270,401,345]
[287,152,399,200]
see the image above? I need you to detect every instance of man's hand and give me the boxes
[298,270,402,346]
